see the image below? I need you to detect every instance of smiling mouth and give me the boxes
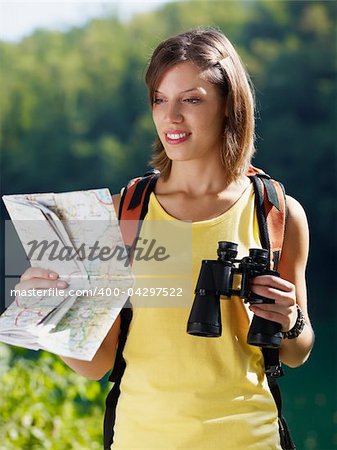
[165,132,191,144]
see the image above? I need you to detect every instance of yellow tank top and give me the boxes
[112,184,281,449]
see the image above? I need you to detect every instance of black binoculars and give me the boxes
[187,241,283,348]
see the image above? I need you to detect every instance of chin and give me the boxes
[164,148,193,162]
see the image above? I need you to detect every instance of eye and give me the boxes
[153,97,165,105]
[183,97,201,104]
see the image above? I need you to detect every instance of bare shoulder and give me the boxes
[286,195,307,220]
[285,195,309,240]
[281,195,309,268]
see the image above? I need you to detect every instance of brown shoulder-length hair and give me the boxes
[145,27,256,182]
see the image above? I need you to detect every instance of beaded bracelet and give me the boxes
[282,304,306,339]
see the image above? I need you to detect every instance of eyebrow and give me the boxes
[154,87,202,94]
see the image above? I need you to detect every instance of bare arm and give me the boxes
[60,314,121,380]
[250,195,314,367]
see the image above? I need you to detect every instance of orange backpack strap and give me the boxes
[247,166,295,448]
[118,170,160,254]
[104,170,160,448]
[247,165,287,271]
[107,171,159,382]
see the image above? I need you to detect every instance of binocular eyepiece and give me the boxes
[187,241,283,349]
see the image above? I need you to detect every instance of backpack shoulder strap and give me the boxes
[110,169,159,381]
[247,165,287,271]
[104,170,159,449]
[247,166,295,449]
[118,170,160,250]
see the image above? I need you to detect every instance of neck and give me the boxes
[160,159,244,197]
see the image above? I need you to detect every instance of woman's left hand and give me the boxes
[249,274,298,332]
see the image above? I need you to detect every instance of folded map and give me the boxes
[1,189,134,360]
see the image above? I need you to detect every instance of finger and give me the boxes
[15,278,68,292]
[20,267,59,282]
[250,285,295,306]
[251,275,293,292]
[250,304,296,331]
[249,305,284,327]
[249,303,293,316]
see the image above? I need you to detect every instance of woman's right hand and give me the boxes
[15,267,69,294]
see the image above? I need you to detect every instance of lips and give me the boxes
[164,130,191,144]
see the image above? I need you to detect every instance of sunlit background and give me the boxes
[0,0,168,41]
[0,1,336,449]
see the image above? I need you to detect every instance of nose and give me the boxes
[166,102,183,123]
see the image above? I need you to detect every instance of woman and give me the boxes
[16,28,314,449]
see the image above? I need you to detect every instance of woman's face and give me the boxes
[152,61,226,164]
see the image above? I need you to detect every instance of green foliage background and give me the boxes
[0,1,336,449]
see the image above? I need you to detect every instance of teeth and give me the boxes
[167,133,187,139]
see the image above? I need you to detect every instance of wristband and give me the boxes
[282,304,306,339]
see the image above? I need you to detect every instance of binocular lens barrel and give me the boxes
[249,248,269,265]
[247,315,283,348]
[187,292,222,337]
[187,259,232,337]
[217,241,238,261]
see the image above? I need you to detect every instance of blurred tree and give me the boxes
[0,344,108,449]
